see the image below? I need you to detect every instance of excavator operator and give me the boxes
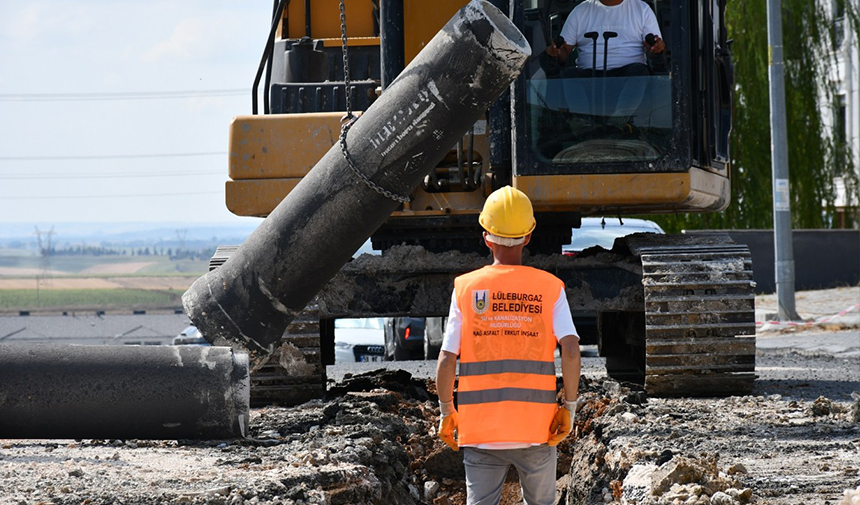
[435,186,581,505]
[545,0,665,131]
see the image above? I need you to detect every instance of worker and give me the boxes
[435,186,581,505]
[545,0,665,131]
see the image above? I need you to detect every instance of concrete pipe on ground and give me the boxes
[0,344,250,440]
[182,0,531,367]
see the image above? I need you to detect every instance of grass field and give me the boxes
[0,288,180,310]
[0,254,209,277]
[0,253,204,313]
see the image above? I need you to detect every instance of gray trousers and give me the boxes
[463,445,557,505]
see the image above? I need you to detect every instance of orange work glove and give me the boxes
[548,400,578,446]
[438,400,459,451]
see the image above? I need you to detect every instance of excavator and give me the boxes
[187,0,755,405]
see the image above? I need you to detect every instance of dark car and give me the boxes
[384,317,425,361]
[424,317,446,360]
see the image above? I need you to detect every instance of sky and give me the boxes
[0,1,275,225]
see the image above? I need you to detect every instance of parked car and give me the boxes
[562,217,665,256]
[172,326,209,346]
[424,317,446,360]
[334,318,386,364]
[383,317,425,361]
[563,217,665,344]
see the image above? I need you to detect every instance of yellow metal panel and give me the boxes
[286,0,376,40]
[514,168,730,213]
[226,179,301,218]
[320,37,380,47]
[226,178,485,219]
[403,1,466,63]
[228,113,360,180]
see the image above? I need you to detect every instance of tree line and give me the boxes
[653,0,859,233]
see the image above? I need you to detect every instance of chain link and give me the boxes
[338,0,353,121]
[337,0,410,204]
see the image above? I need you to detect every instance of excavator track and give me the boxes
[210,246,326,407]
[630,236,757,397]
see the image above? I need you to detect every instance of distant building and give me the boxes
[828,0,860,227]
[0,314,192,346]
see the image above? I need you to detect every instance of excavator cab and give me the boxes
[507,0,734,220]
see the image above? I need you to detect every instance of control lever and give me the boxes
[601,31,618,123]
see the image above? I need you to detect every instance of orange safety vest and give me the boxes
[454,265,564,446]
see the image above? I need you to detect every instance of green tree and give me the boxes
[654,0,858,232]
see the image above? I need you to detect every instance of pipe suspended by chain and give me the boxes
[182,0,531,368]
[0,344,250,440]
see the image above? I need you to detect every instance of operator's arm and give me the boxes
[642,6,665,55]
[546,41,575,64]
[549,7,579,65]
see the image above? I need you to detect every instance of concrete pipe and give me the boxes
[182,0,530,366]
[0,344,250,440]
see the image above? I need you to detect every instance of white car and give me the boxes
[333,318,386,364]
[563,217,665,255]
[562,218,665,344]
[172,326,209,346]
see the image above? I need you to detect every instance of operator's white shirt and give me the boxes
[440,286,578,450]
[560,0,662,70]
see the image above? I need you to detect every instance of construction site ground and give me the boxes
[0,287,858,505]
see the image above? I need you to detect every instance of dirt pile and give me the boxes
[556,374,860,505]
[557,378,750,505]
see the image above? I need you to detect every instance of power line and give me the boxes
[0,152,227,161]
[0,191,222,200]
[0,89,247,102]
[0,170,223,180]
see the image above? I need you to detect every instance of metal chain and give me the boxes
[337,0,410,204]
[339,0,353,121]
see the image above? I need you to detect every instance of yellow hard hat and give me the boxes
[478,186,536,238]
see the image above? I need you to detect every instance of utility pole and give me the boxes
[33,226,55,288]
[176,228,188,257]
[766,0,799,321]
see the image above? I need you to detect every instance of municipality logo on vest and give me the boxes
[472,290,489,314]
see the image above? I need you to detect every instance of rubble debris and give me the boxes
[852,392,860,423]
[841,485,860,505]
[726,463,748,475]
[812,396,835,416]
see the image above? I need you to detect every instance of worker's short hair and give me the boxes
[485,233,526,247]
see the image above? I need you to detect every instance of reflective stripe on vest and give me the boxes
[454,265,565,446]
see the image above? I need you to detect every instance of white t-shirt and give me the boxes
[559,0,662,70]
[440,285,579,450]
